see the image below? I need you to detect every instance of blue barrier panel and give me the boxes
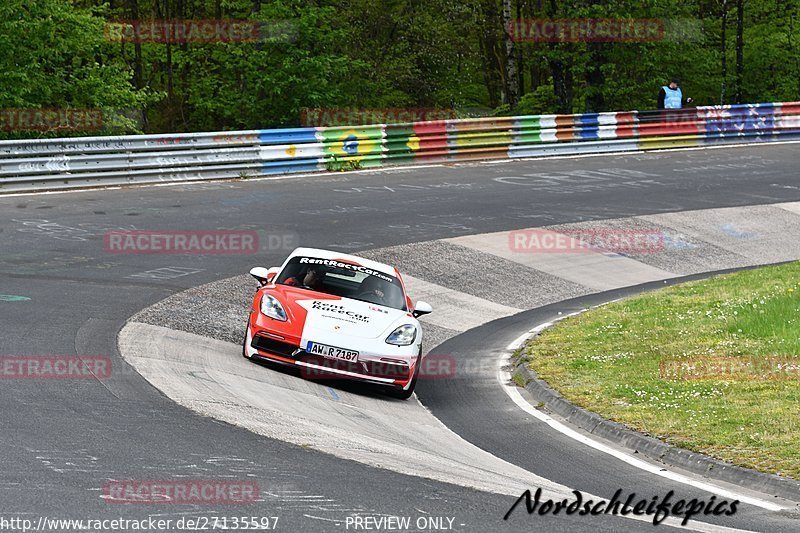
[258,128,319,145]
[576,113,600,140]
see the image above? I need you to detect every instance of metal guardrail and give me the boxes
[1,102,799,193]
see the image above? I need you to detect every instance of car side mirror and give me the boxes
[412,301,433,318]
[250,266,279,287]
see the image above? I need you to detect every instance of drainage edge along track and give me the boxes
[504,263,800,503]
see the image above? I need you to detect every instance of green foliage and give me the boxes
[325,154,362,172]
[516,86,559,115]
[524,261,800,478]
[0,0,155,137]
[0,0,798,135]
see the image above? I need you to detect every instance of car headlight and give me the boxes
[386,324,417,346]
[260,294,287,321]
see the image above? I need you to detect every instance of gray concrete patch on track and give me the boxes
[131,274,253,344]
[398,274,521,331]
[118,323,777,532]
[640,203,800,265]
[119,321,571,500]
[412,321,461,354]
[544,217,753,276]
[776,201,800,217]
[444,229,673,291]
[362,241,591,309]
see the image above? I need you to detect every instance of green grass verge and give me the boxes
[524,261,800,479]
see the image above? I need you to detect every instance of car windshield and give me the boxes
[276,256,407,311]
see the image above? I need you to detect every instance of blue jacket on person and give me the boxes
[658,86,684,109]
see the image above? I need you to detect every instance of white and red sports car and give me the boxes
[243,248,433,399]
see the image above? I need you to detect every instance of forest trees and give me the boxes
[0,0,153,135]
[0,0,798,134]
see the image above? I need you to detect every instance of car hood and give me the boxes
[294,295,410,340]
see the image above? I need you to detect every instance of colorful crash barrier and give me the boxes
[1,102,799,192]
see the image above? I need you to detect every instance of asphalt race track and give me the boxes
[2,143,800,532]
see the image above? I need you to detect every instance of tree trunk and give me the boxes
[721,0,728,104]
[527,0,543,90]
[126,0,147,130]
[502,0,519,109]
[585,42,606,112]
[479,0,504,108]
[790,5,800,99]
[549,57,570,113]
[735,0,744,103]
[547,0,570,113]
[516,0,524,96]
[583,0,606,112]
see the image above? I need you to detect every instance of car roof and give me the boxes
[287,247,398,278]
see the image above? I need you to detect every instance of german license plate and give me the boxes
[306,341,359,362]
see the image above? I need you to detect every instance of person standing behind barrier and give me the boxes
[658,78,693,109]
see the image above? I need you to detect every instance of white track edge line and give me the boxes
[499,321,787,512]
[412,398,750,532]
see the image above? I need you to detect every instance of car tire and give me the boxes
[389,349,421,400]
[242,326,252,360]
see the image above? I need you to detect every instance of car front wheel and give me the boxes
[389,350,421,400]
[242,326,252,359]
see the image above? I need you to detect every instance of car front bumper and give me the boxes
[245,322,417,390]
